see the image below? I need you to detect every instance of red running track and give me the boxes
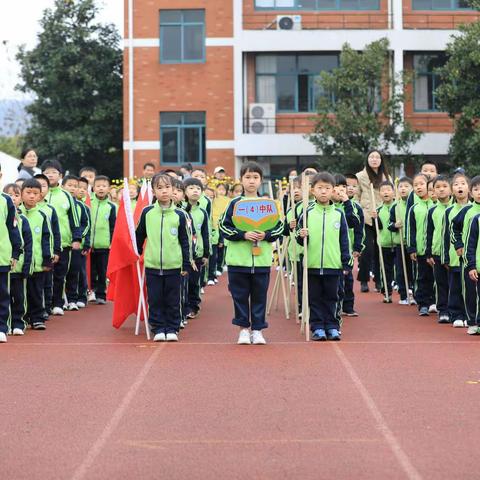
[1,272,480,480]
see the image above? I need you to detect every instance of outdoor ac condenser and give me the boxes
[248,103,276,134]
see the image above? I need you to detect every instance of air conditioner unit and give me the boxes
[249,103,276,135]
[276,15,302,31]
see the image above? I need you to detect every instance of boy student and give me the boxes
[373,181,397,303]
[42,160,82,316]
[220,161,284,345]
[297,172,352,341]
[3,184,33,335]
[452,175,480,329]
[34,173,61,318]
[425,175,452,323]
[407,173,435,316]
[406,161,438,215]
[75,177,91,308]
[183,178,210,319]
[89,176,116,305]
[388,177,413,304]
[136,174,192,342]
[442,173,470,328]
[20,179,53,331]
[78,166,97,190]
[62,175,90,310]
[464,212,480,335]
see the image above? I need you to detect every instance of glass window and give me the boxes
[413,54,446,112]
[412,0,472,9]
[255,0,380,9]
[160,112,206,164]
[160,10,205,63]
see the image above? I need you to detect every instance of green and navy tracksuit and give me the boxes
[9,212,33,332]
[0,194,22,334]
[407,198,435,310]
[47,186,81,309]
[425,200,451,317]
[220,195,284,331]
[464,213,480,325]
[296,202,352,332]
[199,193,212,287]
[90,195,116,301]
[78,199,91,304]
[21,204,53,326]
[186,203,210,316]
[136,202,192,334]
[377,201,398,298]
[453,202,480,325]
[66,198,91,304]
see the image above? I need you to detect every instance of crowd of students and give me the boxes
[1,151,480,345]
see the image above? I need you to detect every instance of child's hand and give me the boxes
[244,232,258,242]
[339,192,349,202]
[10,258,17,269]
[181,270,188,277]
[426,257,435,267]
[371,211,378,219]
[72,241,81,251]
[42,266,51,272]
[395,221,403,229]
[191,260,198,272]
[202,257,208,266]
[469,269,478,282]
[456,248,464,257]
[410,253,417,262]
[299,228,308,238]
[255,231,266,241]
[353,251,360,259]
[53,255,60,263]
[289,219,297,230]
[218,243,223,248]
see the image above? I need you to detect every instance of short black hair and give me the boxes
[183,177,204,191]
[3,183,21,195]
[172,178,185,191]
[78,177,89,186]
[432,175,450,187]
[470,175,480,190]
[160,168,178,176]
[94,175,110,185]
[20,147,37,159]
[79,166,97,176]
[34,173,50,184]
[191,167,206,174]
[151,173,174,189]
[63,174,79,184]
[302,163,320,173]
[398,176,413,186]
[41,159,63,174]
[143,162,155,170]
[240,161,263,179]
[452,172,470,187]
[413,173,429,183]
[334,174,347,187]
[181,163,193,172]
[21,178,42,192]
[379,181,394,189]
[311,172,335,188]
[420,160,438,171]
[344,173,358,181]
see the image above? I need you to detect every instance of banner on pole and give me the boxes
[232,198,280,232]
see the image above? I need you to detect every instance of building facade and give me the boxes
[123,0,479,178]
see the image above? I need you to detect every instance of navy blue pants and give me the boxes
[181,275,188,321]
[414,256,435,310]
[448,268,465,322]
[91,250,109,301]
[342,270,355,313]
[216,244,225,272]
[336,274,345,322]
[208,245,218,281]
[228,271,269,331]
[432,257,449,316]
[0,272,10,334]
[10,275,26,331]
[78,254,88,303]
[65,249,82,303]
[53,248,71,308]
[187,260,202,315]
[146,272,182,334]
[463,267,478,326]
[309,273,340,332]
[43,270,53,313]
[27,272,46,325]
[395,245,412,301]
[381,247,396,296]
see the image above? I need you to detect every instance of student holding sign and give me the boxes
[219,162,284,345]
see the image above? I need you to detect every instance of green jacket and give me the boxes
[187,204,210,259]
[90,196,116,250]
[452,202,480,253]
[296,202,352,274]
[0,193,21,271]
[46,186,81,248]
[285,203,303,262]
[38,200,62,255]
[377,202,398,248]
[425,200,451,258]
[407,198,430,256]
[12,213,33,277]
[465,213,480,273]
[335,200,364,253]
[136,202,191,274]
[442,202,468,268]
[388,198,408,242]
[219,196,284,272]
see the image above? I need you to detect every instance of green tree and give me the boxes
[309,39,421,173]
[436,1,480,175]
[0,135,23,158]
[16,0,122,177]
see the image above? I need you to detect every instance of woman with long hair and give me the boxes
[17,148,41,180]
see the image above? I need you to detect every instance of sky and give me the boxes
[0,0,124,100]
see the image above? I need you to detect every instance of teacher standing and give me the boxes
[356,150,392,293]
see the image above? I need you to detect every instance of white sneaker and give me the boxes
[223,266,228,272]
[398,299,409,305]
[153,333,166,342]
[214,278,218,284]
[0,332,7,343]
[12,328,24,336]
[87,291,96,302]
[453,319,464,328]
[237,329,251,345]
[251,330,266,345]
[467,326,479,335]
[166,333,178,342]
[207,280,215,286]
[216,270,223,276]
[67,302,79,311]
[76,301,86,309]
[429,304,438,313]
[52,307,64,316]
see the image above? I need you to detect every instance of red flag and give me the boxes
[133,179,152,225]
[107,181,140,329]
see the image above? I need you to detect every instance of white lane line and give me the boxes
[333,343,423,480]
[70,344,165,480]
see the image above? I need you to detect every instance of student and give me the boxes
[374,181,397,303]
[442,173,470,328]
[209,183,230,282]
[42,160,81,316]
[136,174,192,342]
[388,177,413,305]
[464,212,480,335]
[75,177,91,308]
[183,178,210,318]
[452,175,480,329]
[78,166,97,190]
[128,180,139,211]
[3,184,33,335]
[297,172,352,341]
[20,179,53,331]
[230,183,244,198]
[90,176,116,305]
[406,161,438,215]
[425,175,452,323]
[407,174,435,316]
[204,187,215,202]
[34,173,61,317]
[220,162,283,345]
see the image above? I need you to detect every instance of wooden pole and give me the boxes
[301,173,310,341]
[289,180,300,324]
[395,183,412,304]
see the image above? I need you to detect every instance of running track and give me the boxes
[1,273,480,480]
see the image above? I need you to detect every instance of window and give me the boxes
[256,54,339,112]
[255,0,380,9]
[413,54,446,112]
[160,112,206,164]
[160,10,205,63]
[412,0,471,9]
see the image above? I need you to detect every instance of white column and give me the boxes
[128,0,134,178]
[233,0,244,154]
[394,48,404,121]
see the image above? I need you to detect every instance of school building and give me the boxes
[123,0,479,179]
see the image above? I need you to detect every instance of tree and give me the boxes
[0,135,23,158]
[309,39,421,174]
[16,0,122,177]
[436,1,480,175]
